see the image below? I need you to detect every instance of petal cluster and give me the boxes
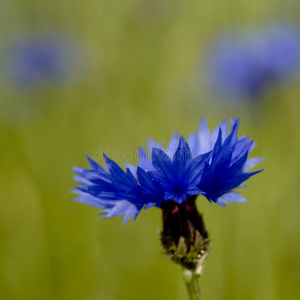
[73,118,263,222]
[73,155,146,223]
[149,136,211,204]
[196,118,263,206]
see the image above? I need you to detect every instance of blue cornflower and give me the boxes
[4,32,81,90]
[264,24,300,80]
[73,118,262,222]
[205,24,300,100]
[206,35,271,99]
[73,118,263,273]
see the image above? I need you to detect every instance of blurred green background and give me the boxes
[1,1,300,299]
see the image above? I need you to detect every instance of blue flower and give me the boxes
[4,32,81,90]
[205,24,300,100]
[73,118,262,222]
[264,24,300,79]
[206,35,271,99]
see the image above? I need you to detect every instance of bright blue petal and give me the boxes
[152,148,173,178]
[125,163,137,178]
[138,147,153,171]
[243,157,264,172]
[219,192,248,203]
[188,131,199,158]
[147,138,162,153]
[87,155,106,173]
[166,131,179,158]
[198,117,212,154]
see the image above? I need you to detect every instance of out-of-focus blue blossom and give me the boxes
[264,25,300,79]
[205,24,300,100]
[4,32,81,90]
[73,118,262,222]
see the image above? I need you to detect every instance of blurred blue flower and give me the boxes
[264,25,300,79]
[206,24,300,100]
[4,33,81,90]
[73,118,262,222]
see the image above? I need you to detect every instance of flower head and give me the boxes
[4,32,81,90]
[205,24,300,100]
[73,118,262,222]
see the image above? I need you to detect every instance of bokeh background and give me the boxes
[1,1,300,299]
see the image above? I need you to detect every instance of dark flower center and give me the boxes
[172,185,185,196]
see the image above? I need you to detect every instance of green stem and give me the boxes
[182,269,201,300]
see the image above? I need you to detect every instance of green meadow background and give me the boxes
[1,1,300,299]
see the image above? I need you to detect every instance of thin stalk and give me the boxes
[182,269,201,300]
